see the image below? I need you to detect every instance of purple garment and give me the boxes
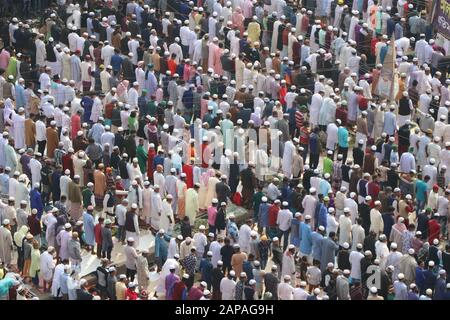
[187,286,203,300]
[250,113,262,128]
[20,154,32,179]
[354,24,362,45]
[165,273,180,300]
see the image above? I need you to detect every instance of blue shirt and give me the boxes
[0,173,9,194]
[199,258,213,283]
[110,54,123,72]
[82,212,95,246]
[30,189,44,218]
[415,179,428,202]
[380,45,389,64]
[337,127,349,148]
[383,112,397,136]
[311,232,324,261]
[80,97,93,123]
[258,203,270,228]
[155,234,170,259]
[317,204,328,230]
[319,180,331,197]
[394,23,404,40]
[299,222,312,254]
[309,133,320,154]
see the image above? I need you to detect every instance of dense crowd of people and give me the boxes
[0,0,450,301]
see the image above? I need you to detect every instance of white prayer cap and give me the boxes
[398,273,405,280]
[408,248,415,255]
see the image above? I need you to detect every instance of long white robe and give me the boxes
[209,240,223,268]
[220,277,236,300]
[338,215,352,246]
[205,177,220,208]
[309,93,323,127]
[281,252,296,283]
[29,158,42,186]
[369,209,384,236]
[271,20,282,53]
[51,263,65,298]
[0,226,13,265]
[40,251,55,281]
[326,123,339,151]
[160,199,174,235]
[153,172,166,197]
[375,240,390,270]
[142,187,152,223]
[185,188,199,226]
[155,258,180,294]
[14,183,30,208]
[150,192,163,231]
[165,175,178,213]
[10,112,26,149]
[238,224,251,253]
[282,141,295,178]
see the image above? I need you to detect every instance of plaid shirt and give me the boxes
[182,254,197,275]
[437,172,446,190]
[54,148,66,167]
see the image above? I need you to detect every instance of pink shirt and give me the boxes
[207,206,217,226]
[0,49,10,70]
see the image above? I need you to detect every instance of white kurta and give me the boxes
[153,172,166,197]
[160,199,174,234]
[238,224,251,253]
[142,187,152,223]
[10,113,26,149]
[150,192,163,231]
[309,93,323,127]
[282,141,295,178]
[338,215,352,246]
[155,258,180,294]
[51,263,65,297]
[40,251,55,281]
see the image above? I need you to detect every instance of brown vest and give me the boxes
[363,155,375,175]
